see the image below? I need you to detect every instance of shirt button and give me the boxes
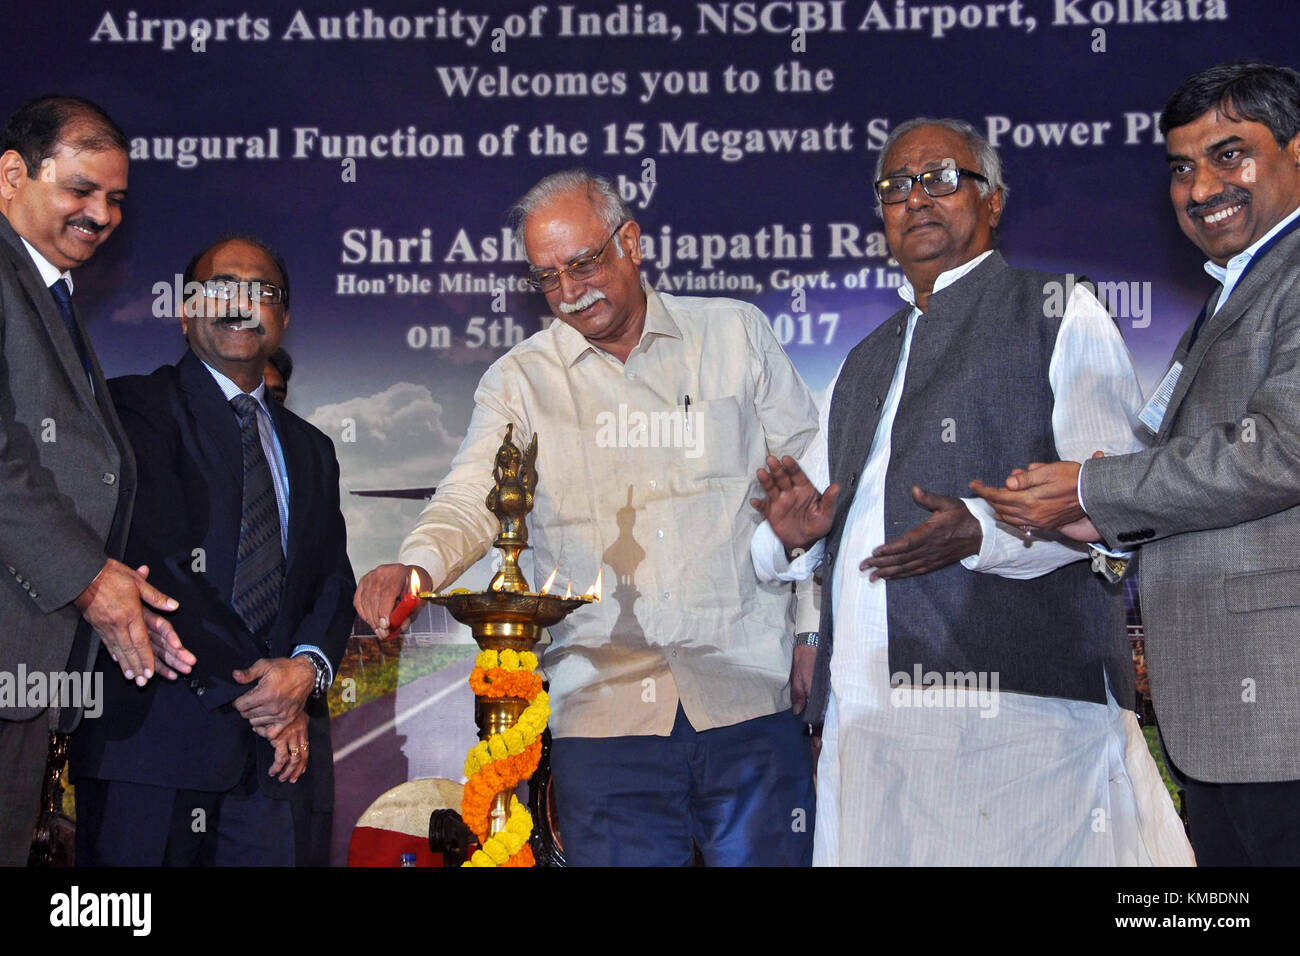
[628,372,638,382]
[671,649,678,658]
[649,480,658,489]
[873,397,881,410]
[896,324,902,336]
[101,472,117,485]
[663,591,671,599]
[656,530,665,539]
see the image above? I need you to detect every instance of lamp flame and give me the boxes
[584,567,603,602]
[408,568,421,596]
[540,567,558,595]
[563,582,572,599]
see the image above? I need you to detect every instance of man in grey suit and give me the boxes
[976,61,1300,865]
[0,96,187,866]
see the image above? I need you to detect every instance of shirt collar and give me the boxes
[553,280,683,367]
[19,237,73,294]
[200,359,270,412]
[898,249,993,309]
[1204,203,1300,284]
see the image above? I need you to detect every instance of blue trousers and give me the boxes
[550,704,814,866]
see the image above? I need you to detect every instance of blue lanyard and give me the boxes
[1188,213,1300,348]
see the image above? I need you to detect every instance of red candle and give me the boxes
[385,569,423,632]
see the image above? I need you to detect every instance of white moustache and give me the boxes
[560,290,606,314]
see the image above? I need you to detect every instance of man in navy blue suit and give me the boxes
[71,236,355,866]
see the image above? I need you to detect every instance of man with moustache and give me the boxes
[0,96,184,866]
[71,236,354,865]
[976,62,1300,865]
[355,169,819,866]
[751,118,1191,865]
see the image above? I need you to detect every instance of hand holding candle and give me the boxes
[384,567,425,633]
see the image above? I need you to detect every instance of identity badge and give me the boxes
[1138,361,1183,435]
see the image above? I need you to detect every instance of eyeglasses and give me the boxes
[526,223,627,293]
[201,278,286,305]
[874,167,989,205]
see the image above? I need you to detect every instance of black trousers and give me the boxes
[1176,765,1300,866]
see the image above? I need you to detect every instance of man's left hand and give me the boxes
[266,711,309,784]
[232,657,315,733]
[970,460,1086,532]
[790,644,816,716]
[860,486,982,581]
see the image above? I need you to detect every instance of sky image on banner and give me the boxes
[4,0,1296,862]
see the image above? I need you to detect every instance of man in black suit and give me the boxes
[71,236,355,866]
[0,96,185,866]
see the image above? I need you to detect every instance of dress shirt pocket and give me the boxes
[1224,567,1300,613]
[687,395,748,481]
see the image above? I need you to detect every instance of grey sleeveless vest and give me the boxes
[805,251,1132,724]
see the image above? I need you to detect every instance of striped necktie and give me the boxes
[229,393,283,640]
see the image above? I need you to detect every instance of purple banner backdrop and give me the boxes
[6,0,1296,859]
[7,0,1293,573]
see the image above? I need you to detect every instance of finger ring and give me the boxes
[301,743,309,751]
[290,747,300,755]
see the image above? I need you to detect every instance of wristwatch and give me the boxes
[297,651,331,698]
[795,631,819,648]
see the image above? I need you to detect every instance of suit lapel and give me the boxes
[1155,291,1216,441]
[266,395,310,577]
[0,217,102,414]
[177,350,244,495]
[1158,226,1300,439]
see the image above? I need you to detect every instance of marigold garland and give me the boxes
[461,650,549,867]
[469,667,543,700]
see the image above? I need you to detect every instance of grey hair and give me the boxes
[872,117,1009,220]
[507,169,634,261]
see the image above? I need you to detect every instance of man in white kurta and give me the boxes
[750,118,1193,865]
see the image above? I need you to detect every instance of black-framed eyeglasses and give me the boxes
[526,223,627,293]
[874,167,989,205]
[201,278,286,305]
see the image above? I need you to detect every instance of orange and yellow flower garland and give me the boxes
[461,649,550,867]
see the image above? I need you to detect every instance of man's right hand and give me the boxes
[354,563,428,637]
[74,559,181,686]
[751,455,840,555]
